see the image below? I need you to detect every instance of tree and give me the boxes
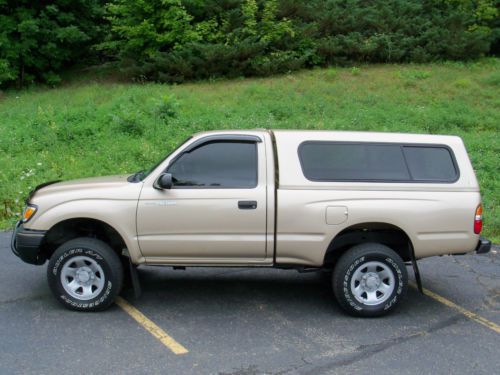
[98,0,198,59]
[0,0,105,87]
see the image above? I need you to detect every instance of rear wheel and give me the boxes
[47,237,123,311]
[332,243,407,317]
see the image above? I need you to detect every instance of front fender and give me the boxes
[25,199,144,264]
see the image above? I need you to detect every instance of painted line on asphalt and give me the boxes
[410,282,500,334]
[115,296,189,354]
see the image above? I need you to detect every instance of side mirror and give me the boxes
[154,173,173,190]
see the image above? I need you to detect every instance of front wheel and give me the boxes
[332,243,407,317]
[47,237,123,311]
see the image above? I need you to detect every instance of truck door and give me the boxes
[136,136,268,262]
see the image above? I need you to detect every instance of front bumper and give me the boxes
[475,237,492,254]
[11,221,47,265]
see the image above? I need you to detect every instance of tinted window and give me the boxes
[298,142,459,183]
[299,143,410,181]
[167,141,257,188]
[403,146,457,181]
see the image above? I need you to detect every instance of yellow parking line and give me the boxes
[115,297,189,354]
[410,282,500,334]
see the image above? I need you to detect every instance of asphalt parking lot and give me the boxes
[1,231,499,375]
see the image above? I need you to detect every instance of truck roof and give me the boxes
[197,129,462,144]
[271,129,463,144]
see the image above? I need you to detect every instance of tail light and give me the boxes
[474,204,483,234]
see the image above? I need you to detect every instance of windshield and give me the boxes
[128,136,193,182]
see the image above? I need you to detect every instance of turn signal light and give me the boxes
[474,204,483,234]
[22,205,37,223]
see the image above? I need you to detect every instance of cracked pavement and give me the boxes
[1,231,499,375]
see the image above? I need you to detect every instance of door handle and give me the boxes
[238,200,257,210]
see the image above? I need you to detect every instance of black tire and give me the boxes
[332,243,407,317]
[47,237,123,312]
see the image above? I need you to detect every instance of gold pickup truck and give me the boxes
[11,130,491,316]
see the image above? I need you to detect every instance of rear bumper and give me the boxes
[11,221,47,265]
[475,237,491,254]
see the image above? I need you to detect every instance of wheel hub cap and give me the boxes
[363,273,381,291]
[350,261,395,306]
[76,267,92,283]
[60,255,105,301]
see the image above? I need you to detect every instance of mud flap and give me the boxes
[122,249,142,299]
[129,260,142,299]
[409,243,423,294]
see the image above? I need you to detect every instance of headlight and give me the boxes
[22,204,38,223]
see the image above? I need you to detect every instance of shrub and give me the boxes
[0,0,105,87]
[112,108,144,136]
[154,94,179,120]
[0,59,15,85]
[2,0,498,86]
[454,78,472,88]
[99,0,197,60]
[98,0,498,83]
[325,68,338,81]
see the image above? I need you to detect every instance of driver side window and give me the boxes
[167,141,258,188]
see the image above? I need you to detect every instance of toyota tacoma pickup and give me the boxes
[11,130,491,316]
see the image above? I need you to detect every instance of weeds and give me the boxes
[454,79,472,88]
[325,68,338,81]
[112,108,144,136]
[154,94,179,120]
[350,67,361,76]
[480,71,500,86]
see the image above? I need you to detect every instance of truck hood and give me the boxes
[31,175,139,201]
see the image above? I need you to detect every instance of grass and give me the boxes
[0,59,499,241]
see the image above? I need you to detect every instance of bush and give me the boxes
[0,0,105,87]
[112,106,144,136]
[154,94,179,120]
[1,0,498,86]
[97,0,498,83]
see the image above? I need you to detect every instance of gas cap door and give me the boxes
[326,206,348,225]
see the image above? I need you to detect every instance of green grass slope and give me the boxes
[1,60,499,241]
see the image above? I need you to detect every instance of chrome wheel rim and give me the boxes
[350,261,395,306]
[60,256,105,300]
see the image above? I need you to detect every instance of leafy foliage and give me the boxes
[97,0,499,82]
[0,0,105,87]
[100,0,197,59]
[0,0,498,86]
[154,94,179,120]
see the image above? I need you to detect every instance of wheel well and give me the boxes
[323,223,412,268]
[41,218,127,261]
